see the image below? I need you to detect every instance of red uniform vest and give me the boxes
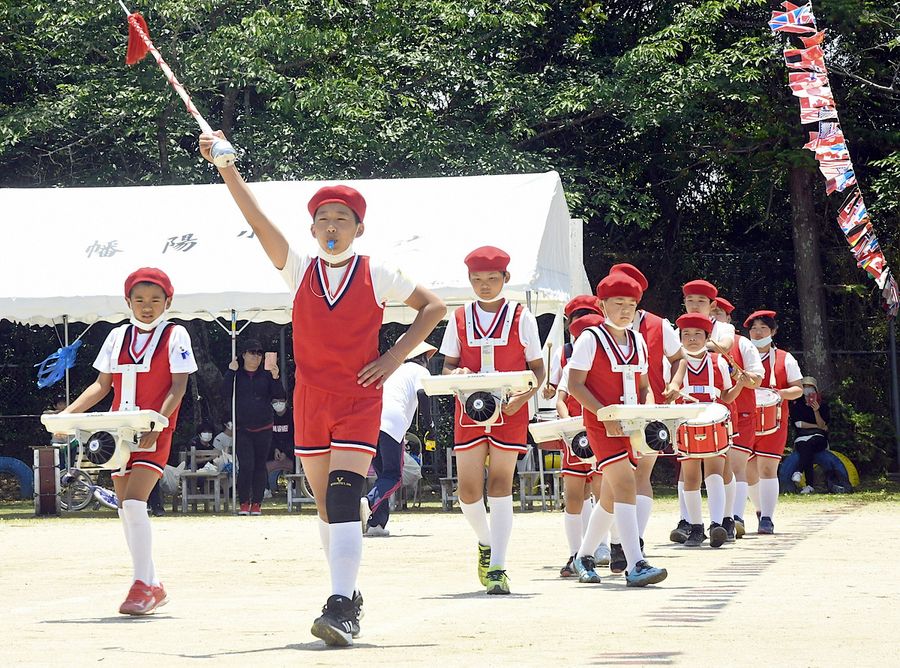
[680,353,727,405]
[111,324,179,436]
[581,325,645,431]
[637,310,666,399]
[453,301,530,443]
[292,255,383,397]
[729,336,756,419]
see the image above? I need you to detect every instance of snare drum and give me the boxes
[676,403,732,458]
[754,389,782,436]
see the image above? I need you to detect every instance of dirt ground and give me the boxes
[1,497,896,667]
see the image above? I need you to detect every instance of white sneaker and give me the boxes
[800,485,815,494]
[593,543,611,567]
[360,497,371,534]
[365,524,390,537]
[791,471,802,484]
[263,488,272,499]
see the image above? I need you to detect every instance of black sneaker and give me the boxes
[639,537,645,557]
[560,555,576,578]
[722,517,736,542]
[708,522,727,548]
[311,595,357,647]
[684,524,706,547]
[734,515,746,539]
[609,543,626,574]
[350,590,363,638]
[758,516,775,534]
[670,519,691,544]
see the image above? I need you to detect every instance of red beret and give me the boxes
[682,279,718,300]
[307,185,367,223]
[124,267,173,298]
[714,297,735,314]
[676,313,713,335]
[596,273,643,302]
[743,309,778,329]
[564,295,602,318]
[570,313,605,340]
[464,246,510,273]
[609,263,649,292]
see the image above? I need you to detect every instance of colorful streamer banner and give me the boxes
[769,1,899,316]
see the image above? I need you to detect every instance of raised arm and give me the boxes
[199,131,289,270]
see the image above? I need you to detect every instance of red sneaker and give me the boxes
[152,583,169,609]
[239,503,250,516]
[119,580,159,615]
[250,503,262,516]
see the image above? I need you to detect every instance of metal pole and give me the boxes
[279,325,288,393]
[231,309,238,513]
[63,315,70,404]
[889,317,900,472]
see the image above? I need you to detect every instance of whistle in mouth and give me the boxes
[327,240,336,251]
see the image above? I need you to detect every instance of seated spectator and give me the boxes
[267,397,295,496]
[213,420,233,453]
[188,421,217,451]
[789,376,830,494]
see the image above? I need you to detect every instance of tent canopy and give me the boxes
[0,172,589,326]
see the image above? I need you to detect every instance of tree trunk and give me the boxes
[789,162,835,390]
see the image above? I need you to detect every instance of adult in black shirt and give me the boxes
[221,338,285,514]
[788,376,830,493]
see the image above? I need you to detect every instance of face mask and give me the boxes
[130,310,168,332]
[200,432,213,442]
[224,421,233,431]
[751,335,773,348]
[474,290,505,303]
[273,402,287,413]
[682,344,706,357]
[317,243,355,264]
[603,317,629,332]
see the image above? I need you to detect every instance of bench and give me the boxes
[176,471,230,513]
[284,472,316,512]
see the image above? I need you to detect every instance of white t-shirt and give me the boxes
[439,302,542,362]
[761,349,803,385]
[557,366,570,395]
[736,336,764,376]
[279,248,416,306]
[549,346,564,386]
[630,312,681,359]
[711,320,736,347]
[567,328,649,372]
[93,323,198,375]
[380,362,430,443]
[213,432,233,452]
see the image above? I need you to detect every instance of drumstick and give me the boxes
[710,340,744,375]
[545,343,553,387]
[678,392,701,403]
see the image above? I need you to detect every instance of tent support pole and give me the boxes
[279,325,288,393]
[231,309,238,514]
[64,315,70,405]
[890,317,900,474]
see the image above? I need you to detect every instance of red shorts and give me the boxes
[454,399,528,453]
[293,384,381,457]
[754,423,788,460]
[558,439,594,478]
[731,412,756,454]
[584,423,636,471]
[111,429,173,479]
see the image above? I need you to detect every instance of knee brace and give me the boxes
[325,470,365,523]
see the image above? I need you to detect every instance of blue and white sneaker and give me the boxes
[572,555,602,584]
[625,560,668,587]
[593,543,611,567]
[758,516,775,534]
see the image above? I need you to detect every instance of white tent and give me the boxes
[0,172,589,326]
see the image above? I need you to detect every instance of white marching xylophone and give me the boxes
[422,371,537,432]
[41,410,168,470]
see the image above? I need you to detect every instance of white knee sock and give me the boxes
[328,522,362,598]
[749,482,761,514]
[759,477,780,518]
[684,489,703,526]
[724,475,736,520]
[580,498,593,536]
[118,508,133,552]
[677,481,688,521]
[459,498,491,547]
[564,512,583,554]
[577,504,614,559]
[636,495,653,538]
[705,474,725,524]
[734,481,749,519]
[609,518,620,545]
[487,495,514,568]
[317,517,330,560]
[613,503,642,573]
[121,499,157,586]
